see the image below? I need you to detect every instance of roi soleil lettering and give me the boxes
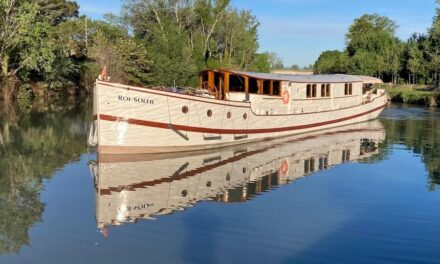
[118,95,154,105]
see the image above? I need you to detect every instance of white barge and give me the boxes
[89,69,386,154]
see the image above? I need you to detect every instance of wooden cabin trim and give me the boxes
[198,69,364,83]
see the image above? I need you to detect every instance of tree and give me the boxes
[35,0,79,25]
[346,14,402,81]
[122,0,268,86]
[427,0,440,86]
[314,50,348,74]
[405,34,427,84]
[267,52,284,69]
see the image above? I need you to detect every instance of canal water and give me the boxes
[0,102,439,264]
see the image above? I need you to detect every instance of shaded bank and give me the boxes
[385,86,440,107]
[0,99,90,254]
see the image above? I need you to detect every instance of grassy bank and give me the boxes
[382,85,440,107]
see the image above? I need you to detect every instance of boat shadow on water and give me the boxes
[89,120,386,237]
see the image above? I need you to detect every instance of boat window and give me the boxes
[345,83,353,95]
[263,80,271,95]
[342,150,350,163]
[249,78,259,94]
[229,75,245,92]
[201,73,209,89]
[319,156,328,170]
[307,84,317,98]
[273,81,281,96]
[321,84,331,97]
[304,159,310,174]
[304,158,315,173]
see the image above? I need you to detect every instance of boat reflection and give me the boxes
[90,120,385,235]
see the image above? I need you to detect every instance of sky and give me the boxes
[76,0,438,67]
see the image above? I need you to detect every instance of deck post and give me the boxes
[224,72,230,94]
[198,76,203,89]
[270,81,274,95]
[244,77,249,101]
[208,71,214,92]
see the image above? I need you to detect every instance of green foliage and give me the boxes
[314,2,440,87]
[382,114,440,190]
[1,0,269,97]
[122,0,268,86]
[0,101,89,254]
[314,50,348,74]
[386,86,437,105]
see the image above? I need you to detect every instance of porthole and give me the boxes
[206,181,212,187]
[242,167,247,174]
[243,113,248,120]
[227,112,232,119]
[226,173,231,181]
[207,109,213,117]
[181,190,188,197]
[182,106,188,114]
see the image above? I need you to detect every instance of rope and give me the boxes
[166,93,172,125]
[186,96,191,137]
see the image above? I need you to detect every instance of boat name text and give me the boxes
[125,203,154,211]
[118,95,154,104]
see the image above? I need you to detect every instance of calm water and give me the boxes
[0,102,439,264]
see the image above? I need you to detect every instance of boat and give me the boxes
[88,68,386,154]
[89,120,385,233]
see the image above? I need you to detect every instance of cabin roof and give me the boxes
[200,69,383,84]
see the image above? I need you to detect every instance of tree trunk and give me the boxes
[1,53,9,79]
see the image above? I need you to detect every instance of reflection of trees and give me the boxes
[382,117,440,190]
[0,101,90,254]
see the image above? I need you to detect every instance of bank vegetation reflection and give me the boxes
[91,120,386,236]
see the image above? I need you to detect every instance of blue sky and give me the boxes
[76,0,437,67]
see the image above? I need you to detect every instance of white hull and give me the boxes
[91,80,387,154]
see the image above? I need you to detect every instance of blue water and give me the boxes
[0,103,439,264]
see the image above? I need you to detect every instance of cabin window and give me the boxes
[321,84,331,97]
[229,75,245,92]
[319,156,328,170]
[342,150,350,163]
[263,80,271,95]
[201,73,209,89]
[345,83,353,95]
[273,81,281,96]
[307,84,317,98]
[304,158,315,173]
[249,78,259,94]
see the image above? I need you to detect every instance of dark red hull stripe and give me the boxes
[98,104,386,135]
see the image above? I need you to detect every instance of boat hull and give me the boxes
[92,81,387,154]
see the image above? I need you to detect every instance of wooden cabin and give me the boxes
[198,69,383,115]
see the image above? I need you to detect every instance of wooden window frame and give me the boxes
[345,83,353,95]
[307,84,317,98]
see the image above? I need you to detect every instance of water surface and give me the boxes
[0,102,439,264]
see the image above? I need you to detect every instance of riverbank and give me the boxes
[383,84,440,107]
